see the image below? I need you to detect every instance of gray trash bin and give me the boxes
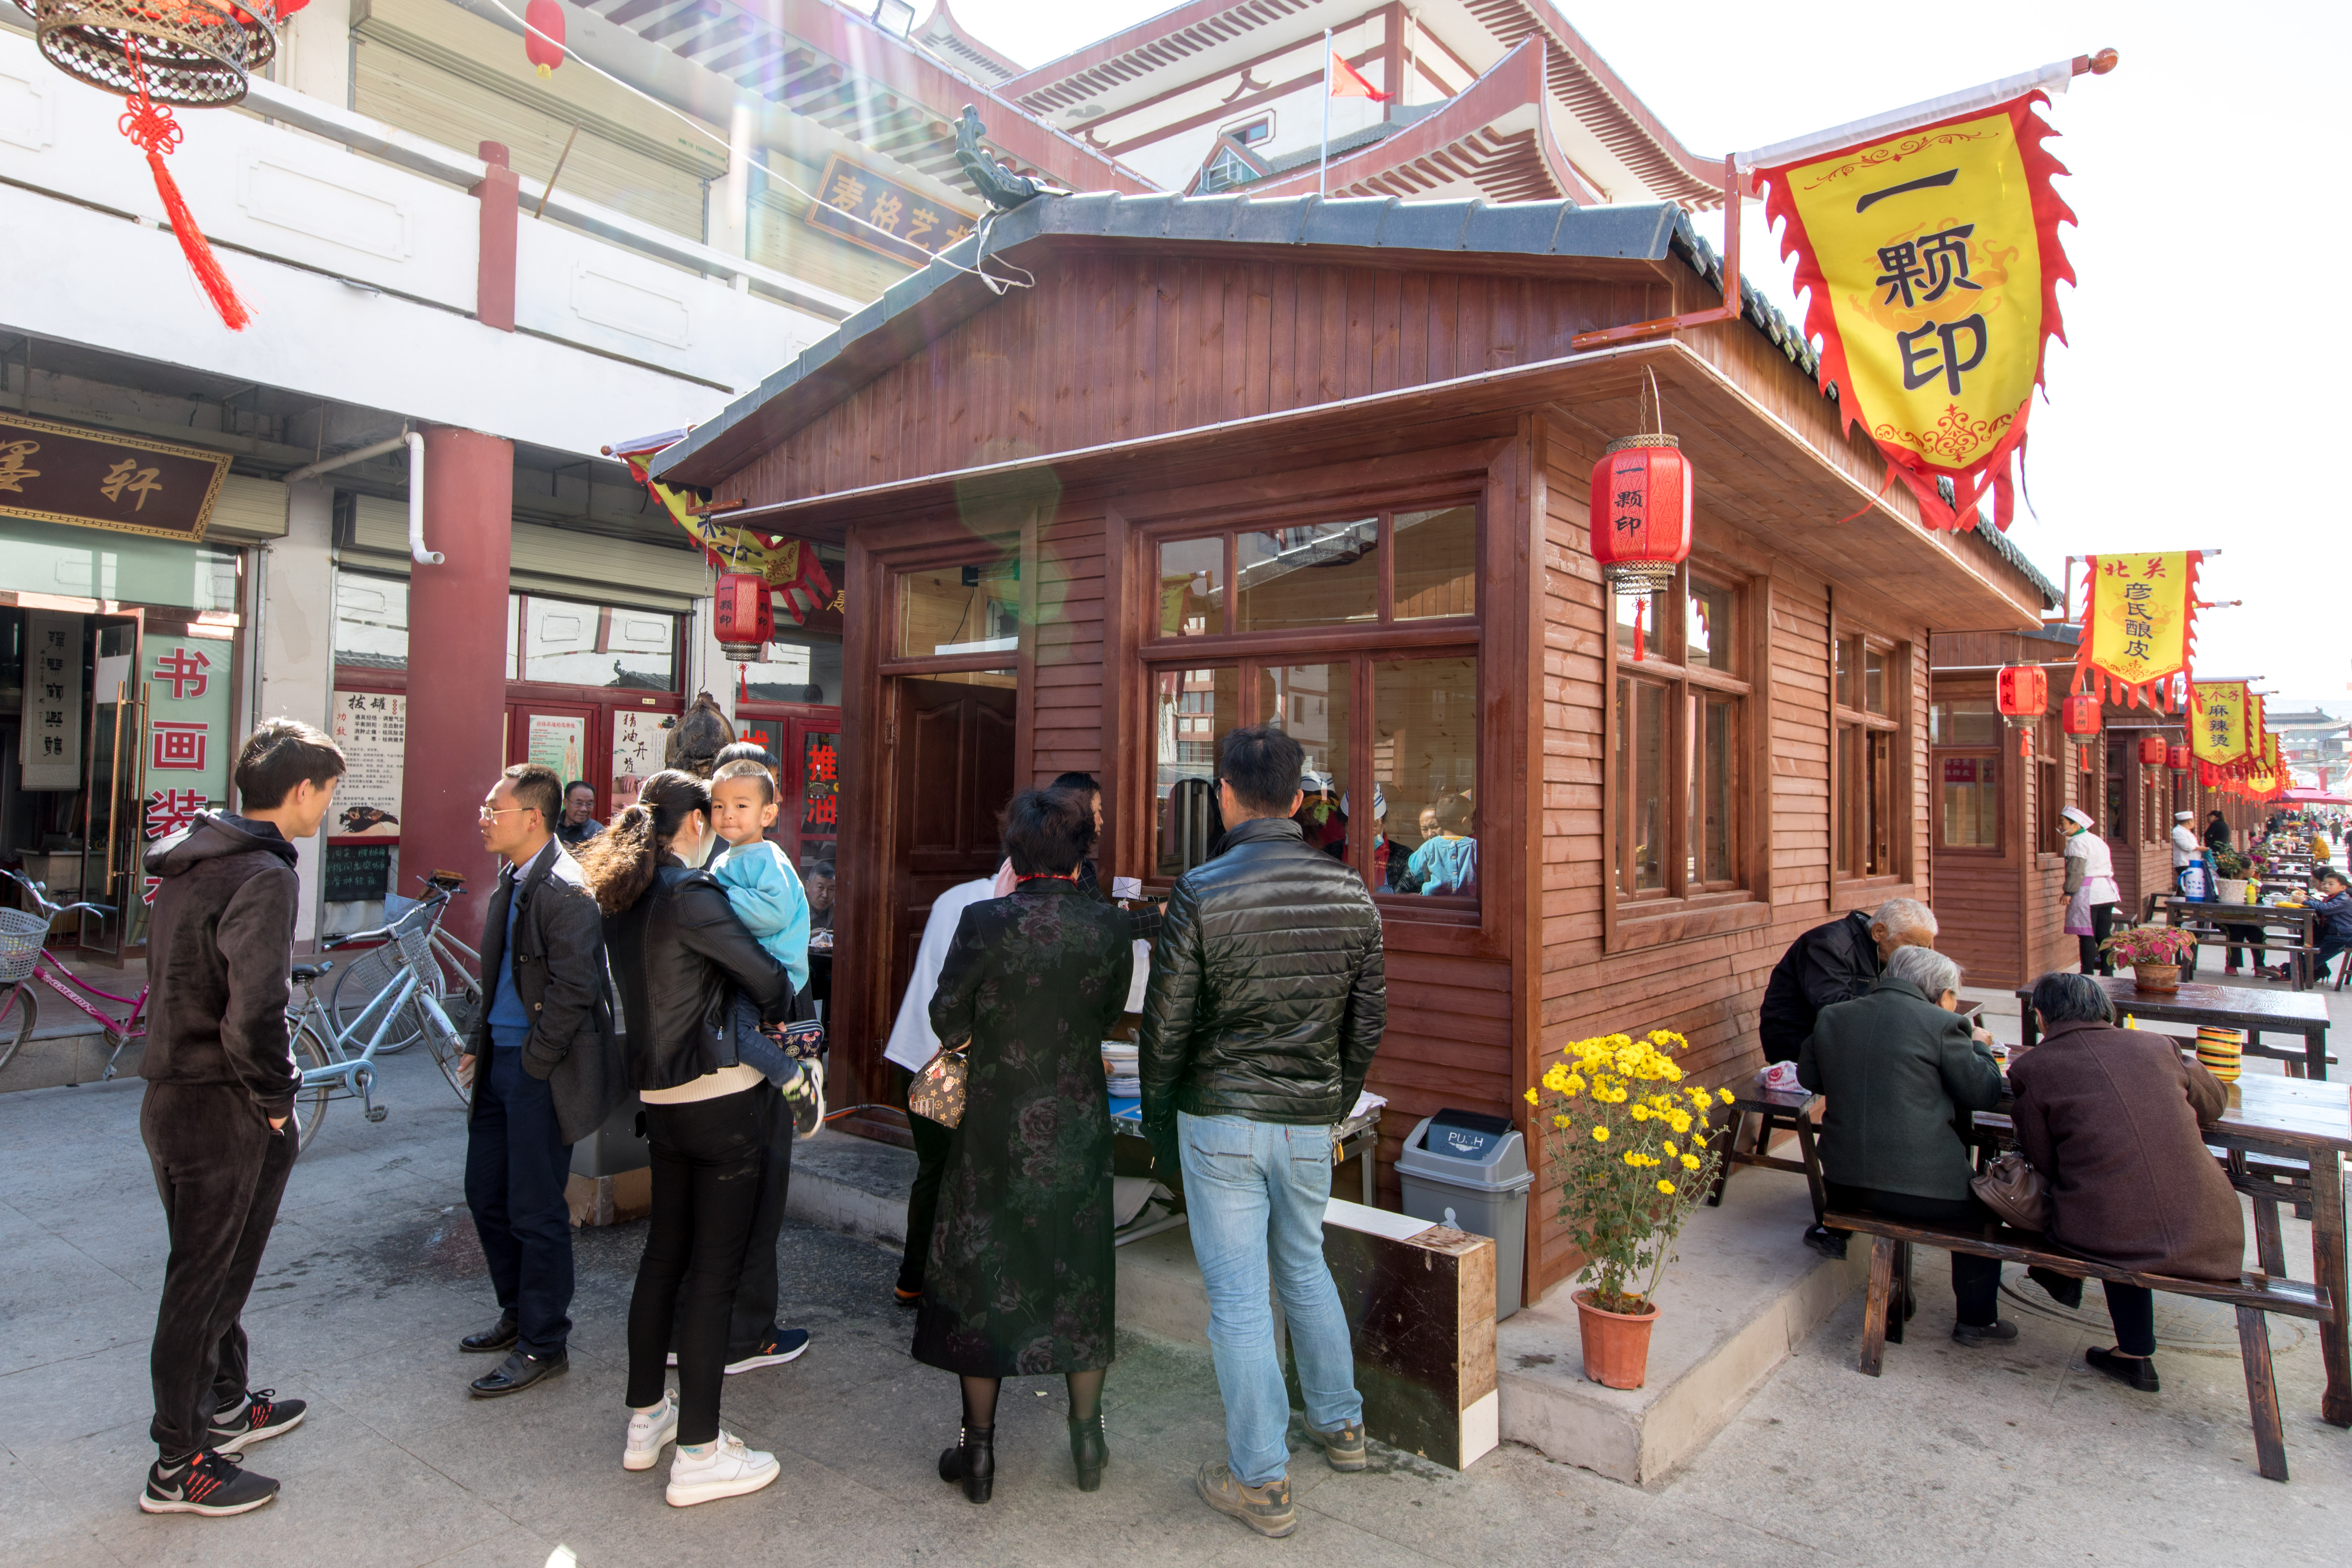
[1396,1109,1534,1320]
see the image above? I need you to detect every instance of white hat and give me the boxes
[2175,810,2196,821]
[2060,807,2094,828]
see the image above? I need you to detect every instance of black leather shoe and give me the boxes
[460,1313,518,1354]
[1069,1412,1107,1491]
[469,1349,567,1398]
[938,1425,993,1504]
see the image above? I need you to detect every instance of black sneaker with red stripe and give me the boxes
[140,1449,279,1516]
[207,1388,306,1454]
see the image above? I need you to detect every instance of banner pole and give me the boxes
[1320,28,1331,197]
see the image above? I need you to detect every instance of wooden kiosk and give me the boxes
[651,191,2055,1301]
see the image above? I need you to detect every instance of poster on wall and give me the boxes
[18,610,84,790]
[610,709,665,813]
[330,691,406,836]
[525,713,587,784]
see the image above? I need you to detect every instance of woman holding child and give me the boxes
[916,786,1135,1504]
[576,769,797,1508]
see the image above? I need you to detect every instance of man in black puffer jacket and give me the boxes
[1140,725,1385,1540]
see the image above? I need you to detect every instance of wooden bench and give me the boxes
[1703,1086,1826,1226]
[1825,1208,2333,1482]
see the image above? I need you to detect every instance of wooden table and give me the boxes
[2143,897,2321,989]
[2016,977,2333,1079]
[1973,1069,2350,1429]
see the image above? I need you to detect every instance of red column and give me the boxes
[401,427,513,946]
[472,142,518,333]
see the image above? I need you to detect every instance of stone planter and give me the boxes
[2131,962,2182,994]
[1573,1288,1661,1390]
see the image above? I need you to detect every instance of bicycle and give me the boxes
[323,873,482,1055]
[283,891,471,1154]
[0,870,146,1078]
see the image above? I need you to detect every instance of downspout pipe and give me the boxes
[281,430,440,565]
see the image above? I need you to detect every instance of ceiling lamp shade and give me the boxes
[1589,434,1692,597]
[712,571,773,663]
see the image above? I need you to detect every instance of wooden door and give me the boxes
[885,678,1016,1040]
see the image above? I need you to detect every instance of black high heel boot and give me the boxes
[1069,1412,1107,1492]
[938,1426,994,1503]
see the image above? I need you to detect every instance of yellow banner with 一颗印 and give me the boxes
[2190,680,2250,769]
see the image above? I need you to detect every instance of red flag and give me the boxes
[1329,51,1389,101]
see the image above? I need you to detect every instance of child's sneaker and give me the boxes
[665,1431,780,1507]
[781,1059,826,1140]
[624,1392,679,1471]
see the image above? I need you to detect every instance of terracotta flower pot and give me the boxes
[1573,1288,1660,1389]
[2131,962,2182,994]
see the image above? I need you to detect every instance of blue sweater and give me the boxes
[711,839,812,993]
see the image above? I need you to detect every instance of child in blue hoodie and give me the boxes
[708,758,822,1135]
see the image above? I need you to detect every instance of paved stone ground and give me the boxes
[3,1043,2347,1568]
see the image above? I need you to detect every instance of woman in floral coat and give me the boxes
[915,786,1134,1505]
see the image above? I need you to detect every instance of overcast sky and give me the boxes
[947,1,2351,709]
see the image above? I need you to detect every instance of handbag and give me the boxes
[908,1037,971,1128]
[1971,1149,2049,1231]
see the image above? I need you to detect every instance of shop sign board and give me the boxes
[611,708,665,814]
[0,414,231,543]
[323,840,395,902]
[18,609,83,789]
[801,153,977,269]
[137,634,233,828]
[330,691,406,836]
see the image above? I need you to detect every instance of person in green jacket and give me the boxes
[1798,945,2013,1344]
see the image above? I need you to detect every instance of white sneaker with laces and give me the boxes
[623,1393,679,1472]
[665,1431,780,1507]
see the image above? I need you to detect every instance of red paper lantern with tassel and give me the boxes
[2136,735,2168,768]
[2167,744,2191,772]
[524,0,565,77]
[1590,433,1692,662]
[712,571,774,663]
[13,0,292,330]
[1996,664,2045,757]
[2061,693,2102,754]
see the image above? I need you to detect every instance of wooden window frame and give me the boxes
[1927,696,2004,858]
[1603,562,1761,944]
[1829,624,1910,893]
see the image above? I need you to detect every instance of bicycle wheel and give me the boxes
[327,943,424,1054]
[415,991,472,1107]
[0,982,36,1074]
[287,1017,336,1157]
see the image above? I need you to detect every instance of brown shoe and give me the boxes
[1196,1459,1296,1538]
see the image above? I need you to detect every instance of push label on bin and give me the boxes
[1423,1110,1514,1162]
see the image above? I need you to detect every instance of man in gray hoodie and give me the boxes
[137,719,343,1518]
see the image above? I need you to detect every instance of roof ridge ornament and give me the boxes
[956,106,1070,211]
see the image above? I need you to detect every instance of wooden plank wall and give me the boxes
[1032,511,1110,784]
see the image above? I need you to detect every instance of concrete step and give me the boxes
[1497,1171,1861,1485]
[0,1024,139,1093]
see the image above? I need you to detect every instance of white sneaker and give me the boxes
[623,1394,679,1472]
[665,1431,780,1507]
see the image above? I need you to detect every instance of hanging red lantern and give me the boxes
[712,571,773,663]
[1590,433,1690,663]
[1995,663,2046,755]
[2136,734,2169,768]
[14,0,285,330]
[2166,744,2192,773]
[523,0,565,77]
[2061,694,2102,757]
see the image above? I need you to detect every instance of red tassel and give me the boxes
[1991,462,2015,531]
[1633,596,1647,662]
[144,149,250,331]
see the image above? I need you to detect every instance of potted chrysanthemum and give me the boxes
[1525,1030,1732,1389]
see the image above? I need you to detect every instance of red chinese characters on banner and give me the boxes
[799,731,839,838]
[154,645,210,699]
[151,721,208,772]
[145,787,205,839]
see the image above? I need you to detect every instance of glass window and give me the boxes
[1154,666,1239,877]
[1392,506,1476,621]
[1158,537,1223,637]
[1686,578,1735,672]
[1237,519,1378,631]
[1261,664,1351,862]
[333,572,409,671]
[5,517,238,610]
[1689,692,1737,885]
[1377,656,1478,898]
[1839,725,1895,875]
[1864,647,1888,715]
[740,629,843,704]
[1836,636,1857,708]
[1931,700,2000,746]
[1616,677,1666,892]
[898,563,1018,658]
[517,596,676,689]
[1940,754,1998,847]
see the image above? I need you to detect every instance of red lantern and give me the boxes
[2061,694,2102,750]
[2136,735,2168,768]
[712,571,773,662]
[1589,435,1692,597]
[1995,664,2045,756]
[524,0,566,77]
[2166,744,2192,772]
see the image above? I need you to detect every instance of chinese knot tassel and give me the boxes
[1632,596,1647,662]
[120,58,251,332]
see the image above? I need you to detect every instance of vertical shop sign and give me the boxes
[141,634,233,824]
[799,729,839,840]
[330,692,407,836]
[19,610,83,789]
[611,709,664,813]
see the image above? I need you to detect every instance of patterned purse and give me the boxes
[908,1038,970,1128]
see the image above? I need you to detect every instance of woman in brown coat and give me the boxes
[2009,971,2244,1394]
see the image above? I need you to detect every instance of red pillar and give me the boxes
[472,142,518,333]
[401,426,513,946]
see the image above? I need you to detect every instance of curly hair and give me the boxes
[574,769,711,915]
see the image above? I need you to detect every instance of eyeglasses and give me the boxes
[478,805,534,822]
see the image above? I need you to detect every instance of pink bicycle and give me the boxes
[0,868,147,1079]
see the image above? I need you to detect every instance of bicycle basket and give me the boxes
[0,906,45,986]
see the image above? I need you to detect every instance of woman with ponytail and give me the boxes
[575,770,795,1507]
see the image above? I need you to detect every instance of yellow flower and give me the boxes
[1657,1179,1676,1195]
[1562,1074,1585,1096]
[1662,1141,1677,1157]
[1628,1104,1649,1121]
[1623,1151,1642,1167]
[1681,1154,1701,1170]
[1553,1115,1573,1131]
[1717,1088,1735,1104]
[1668,1112,1691,1134]
[1591,1126,1610,1143]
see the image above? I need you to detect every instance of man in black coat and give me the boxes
[139,719,345,1517]
[1140,725,1386,1540]
[1757,897,1938,1064]
[457,763,620,1398]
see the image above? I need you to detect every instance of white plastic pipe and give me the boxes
[405,432,438,565]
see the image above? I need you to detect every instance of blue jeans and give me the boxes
[464,1029,575,1354]
[1178,1112,1362,1487]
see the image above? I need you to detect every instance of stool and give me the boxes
[1704,1086,1825,1226]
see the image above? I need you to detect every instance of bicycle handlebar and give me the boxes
[320,885,453,949]
[3,868,112,922]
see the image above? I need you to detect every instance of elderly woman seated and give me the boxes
[2008,972,2243,1393]
[1799,945,2013,1344]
